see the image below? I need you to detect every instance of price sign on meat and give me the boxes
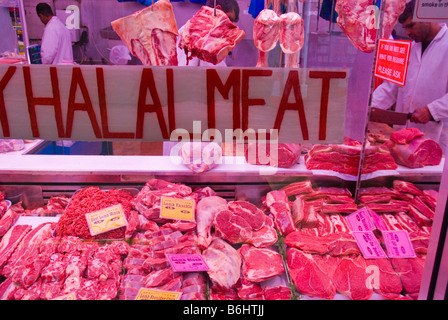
[375,38,411,86]
[166,254,210,272]
[135,288,182,300]
[85,204,128,236]
[160,196,195,221]
[352,231,387,259]
[346,208,376,231]
[382,230,416,258]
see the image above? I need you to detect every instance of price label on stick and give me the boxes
[166,254,210,272]
[160,196,195,221]
[382,230,416,258]
[85,204,128,236]
[135,288,182,300]
[346,208,376,231]
[352,231,387,259]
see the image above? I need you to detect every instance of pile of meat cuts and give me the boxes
[112,0,245,66]
[305,139,398,176]
[0,178,435,300]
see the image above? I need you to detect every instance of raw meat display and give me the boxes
[305,141,398,175]
[335,0,406,53]
[55,187,135,240]
[239,244,285,282]
[213,201,278,248]
[253,9,280,67]
[279,12,304,68]
[287,248,336,300]
[264,190,297,235]
[245,143,301,168]
[0,177,437,300]
[385,128,443,168]
[111,0,179,66]
[0,209,18,237]
[196,196,228,250]
[178,6,245,65]
[202,238,241,291]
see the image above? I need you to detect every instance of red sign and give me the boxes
[374,38,412,86]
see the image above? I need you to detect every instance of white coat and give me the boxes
[41,16,74,64]
[372,24,448,154]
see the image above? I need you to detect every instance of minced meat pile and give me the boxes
[55,186,134,240]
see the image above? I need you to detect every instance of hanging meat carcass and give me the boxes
[279,12,304,68]
[253,9,280,67]
[111,0,179,66]
[335,0,406,53]
[179,6,245,65]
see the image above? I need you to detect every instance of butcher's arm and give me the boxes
[371,80,399,110]
[427,92,448,121]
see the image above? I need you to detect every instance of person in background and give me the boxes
[371,0,448,153]
[176,0,240,66]
[36,2,73,64]
[0,7,18,55]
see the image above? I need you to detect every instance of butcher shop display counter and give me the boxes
[0,142,447,301]
[1,0,448,303]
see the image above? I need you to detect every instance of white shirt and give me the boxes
[176,25,227,67]
[41,16,74,64]
[372,24,448,153]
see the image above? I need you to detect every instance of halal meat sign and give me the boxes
[375,38,412,86]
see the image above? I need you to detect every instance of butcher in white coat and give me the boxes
[371,0,448,154]
[36,2,73,64]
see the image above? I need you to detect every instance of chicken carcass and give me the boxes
[179,6,245,65]
[335,0,406,53]
[111,0,179,66]
[279,12,304,68]
[195,196,228,249]
[253,9,280,67]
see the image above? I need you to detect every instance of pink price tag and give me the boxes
[382,230,416,258]
[352,231,387,259]
[166,254,210,272]
[346,208,376,231]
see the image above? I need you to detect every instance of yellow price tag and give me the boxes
[135,288,182,300]
[85,204,128,236]
[52,293,76,300]
[159,197,195,222]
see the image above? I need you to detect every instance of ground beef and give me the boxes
[55,186,134,240]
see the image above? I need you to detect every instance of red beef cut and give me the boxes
[245,143,301,168]
[365,259,403,299]
[213,202,278,248]
[385,128,443,168]
[179,6,245,65]
[287,248,336,300]
[331,255,373,300]
[239,244,285,282]
[264,190,297,235]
